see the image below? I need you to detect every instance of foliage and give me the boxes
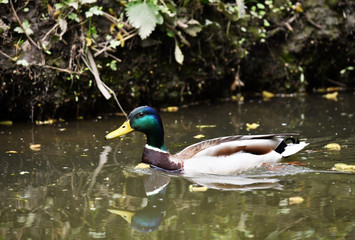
[0,0,354,120]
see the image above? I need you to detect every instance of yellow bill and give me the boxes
[107,209,134,223]
[105,120,134,140]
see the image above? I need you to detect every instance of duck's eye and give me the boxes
[137,112,145,118]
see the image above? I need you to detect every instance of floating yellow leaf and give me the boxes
[189,185,208,192]
[35,119,57,125]
[193,134,205,139]
[29,144,41,151]
[196,125,216,129]
[324,143,341,151]
[289,196,304,205]
[161,106,179,112]
[262,90,275,98]
[6,150,18,154]
[232,95,244,102]
[135,163,150,169]
[0,121,13,126]
[332,163,355,173]
[246,123,260,131]
[323,92,338,101]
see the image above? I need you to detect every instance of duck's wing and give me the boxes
[174,133,299,159]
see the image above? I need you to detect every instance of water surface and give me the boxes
[1,93,355,239]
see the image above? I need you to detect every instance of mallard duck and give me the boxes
[105,106,308,175]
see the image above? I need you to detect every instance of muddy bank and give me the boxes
[0,0,354,121]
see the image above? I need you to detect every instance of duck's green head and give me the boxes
[105,106,167,151]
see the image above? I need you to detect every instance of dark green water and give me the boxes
[1,93,355,239]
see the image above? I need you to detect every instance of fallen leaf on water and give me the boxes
[36,119,57,125]
[246,123,260,131]
[193,134,205,139]
[29,144,41,151]
[189,185,208,192]
[161,106,179,112]
[0,120,13,126]
[135,163,150,169]
[262,91,275,99]
[322,92,338,101]
[332,163,355,173]
[289,196,304,205]
[232,95,244,102]
[324,143,341,151]
[6,150,18,154]
[196,125,216,129]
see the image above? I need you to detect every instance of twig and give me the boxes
[10,0,40,50]
[305,13,322,30]
[41,22,59,42]
[106,53,122,62]
[0,49,16,61]
[93,31,138,57]
[33,63,81,75]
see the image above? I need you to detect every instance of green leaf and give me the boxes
[14,26,24,34]
[14,20,33,35]
[126,0,163,39]
[68,13,80,22]
[85,6,103,18]
[16,59,29,67]
[174,39,184,65]
[256,3,265,9]
[184,19,202,37]
[109,60,117,71]
[110,39,121,49]
[0,0,9,3]
[80,0,97,4]
[263,19,270,27]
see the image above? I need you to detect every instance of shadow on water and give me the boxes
[1,92,355,239]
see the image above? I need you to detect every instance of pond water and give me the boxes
[1,92,355,239]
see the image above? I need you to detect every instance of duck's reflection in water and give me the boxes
[108,174,169,233]
[108,170,280,232]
